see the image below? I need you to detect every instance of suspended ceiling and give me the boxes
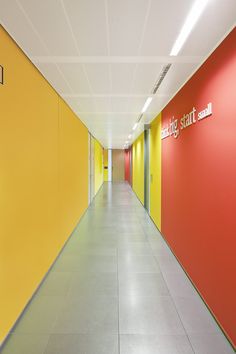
[1,0,235,148]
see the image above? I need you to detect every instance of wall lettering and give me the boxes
[161,103,213,140]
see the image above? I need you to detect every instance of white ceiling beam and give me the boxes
[62,93,171,98]
[32,56,204,64]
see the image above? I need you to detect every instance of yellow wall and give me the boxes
[94,139,104,194]
[150,113,162,231]
[0,26,88,344]
[59,100,88,239]
[132,132,144,204]
[103,149,108,182]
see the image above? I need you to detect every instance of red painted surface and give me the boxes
[124,148,131,184]
[162,28,236,347]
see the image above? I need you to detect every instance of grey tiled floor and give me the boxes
[1,183,234,354]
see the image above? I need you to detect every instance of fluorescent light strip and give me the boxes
[142,97,153,113]
[170,0,208,56]
[128,134,132,139]
[133,123,138,131]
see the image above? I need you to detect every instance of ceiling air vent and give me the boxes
[152,63,172,94]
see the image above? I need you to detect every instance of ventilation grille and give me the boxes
[152,63,172,94]
[131,63,172,136]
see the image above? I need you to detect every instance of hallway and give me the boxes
[1,183,233,354]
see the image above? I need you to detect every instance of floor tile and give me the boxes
[118,255,161,274]
[172,296,220,334]
[0,334,49,354]
[120,334,194,354]
[44,334,118,354]
[119,295,186,335]
[188,333,235,353]
[118,241,152,255]
[119,272,169,297]
[162,271,198,298]
[52,296,118,334]
[68,273,118,297]
[53,254,117,273]
[12,296,64,334]
[38,272,72,297]
[155,254,184,274]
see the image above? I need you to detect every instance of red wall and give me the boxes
[162,28,236,347]
[124,148,131,184]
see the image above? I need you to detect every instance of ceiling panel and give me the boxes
[108,0,149,55]
[63,0,108,55]
[85,64,111,94]
[109,96,146,116]
[58,63,91,93]
[81,112,137,123]
[93,97,112,112]
[18,0,78,55]
[140,0,192,56]
[110,63,136,94]
[0,0,48,56]
[64,96,96,112]
[125,97,147,113]
[37,63,73,94]
[132,63,164,94]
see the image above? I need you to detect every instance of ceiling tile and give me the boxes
[111,64,136,94]
[63,96,96,112]
[58,63,91,93]
[110,97,130,112]
[85,64,111,94]
[132,63,164,94]
[36,63,72,94]
[109,96,145,114]
[0,0,48,55]
[93,97,112,112]
[126,97,147,113]
[63,0,108,55]
[18,0,78,55]
[140,0,192,55]
[108,0,149,55]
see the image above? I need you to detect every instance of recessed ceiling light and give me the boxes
[142,97,153,113]
[170,0,208,56]
[133,123,138,131]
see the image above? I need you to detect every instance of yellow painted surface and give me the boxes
[0,26,88,344]
[103,149,108,181]
[58,100,88,240]
[94,139,104,194]
[132,132,144,204]
[150,113,162,231]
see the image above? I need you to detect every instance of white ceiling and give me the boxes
[1,0,235,148]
